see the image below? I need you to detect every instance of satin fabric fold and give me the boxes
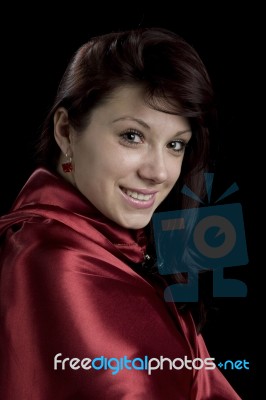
[0,168,241,399]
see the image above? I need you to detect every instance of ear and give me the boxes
[54,107,72,154]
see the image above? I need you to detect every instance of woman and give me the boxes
[0,27,241,399]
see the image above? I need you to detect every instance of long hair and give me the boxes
[36,27,216,193]
[36,27,217,330]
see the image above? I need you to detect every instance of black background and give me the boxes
[1,4,259,399]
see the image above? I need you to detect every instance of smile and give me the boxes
[120,187,157,209]
[122,188,153,201]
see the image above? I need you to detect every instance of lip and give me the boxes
[121,186,158,195]
[119,186,157,209]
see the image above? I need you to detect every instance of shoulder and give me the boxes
[0,215,146,286]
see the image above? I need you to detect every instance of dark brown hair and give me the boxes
[37,27,216,195]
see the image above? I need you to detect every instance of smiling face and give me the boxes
[55,85,192,229]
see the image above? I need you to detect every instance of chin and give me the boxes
[119,217,151,230]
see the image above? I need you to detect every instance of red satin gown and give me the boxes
[0,168,241,399]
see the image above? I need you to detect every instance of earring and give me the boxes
[62,153,73,173]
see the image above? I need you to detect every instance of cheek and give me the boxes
[168,159,183,186]
[102,151,142,176]
[74,143,134,184]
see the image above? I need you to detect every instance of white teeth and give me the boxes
[124,189,153,201]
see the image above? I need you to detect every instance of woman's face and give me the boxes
[56,86,192,229]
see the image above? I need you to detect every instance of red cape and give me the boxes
[0,168,241,399]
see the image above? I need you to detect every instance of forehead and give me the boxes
[91,85,190,130]
[101,85,150,109]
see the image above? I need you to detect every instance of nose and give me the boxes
[138,149,168,184]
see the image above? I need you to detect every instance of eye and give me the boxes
[167,140,187,153]
[119,129,144,146]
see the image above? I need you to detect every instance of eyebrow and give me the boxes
[112,117,150,129]
[112,116,192,136]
